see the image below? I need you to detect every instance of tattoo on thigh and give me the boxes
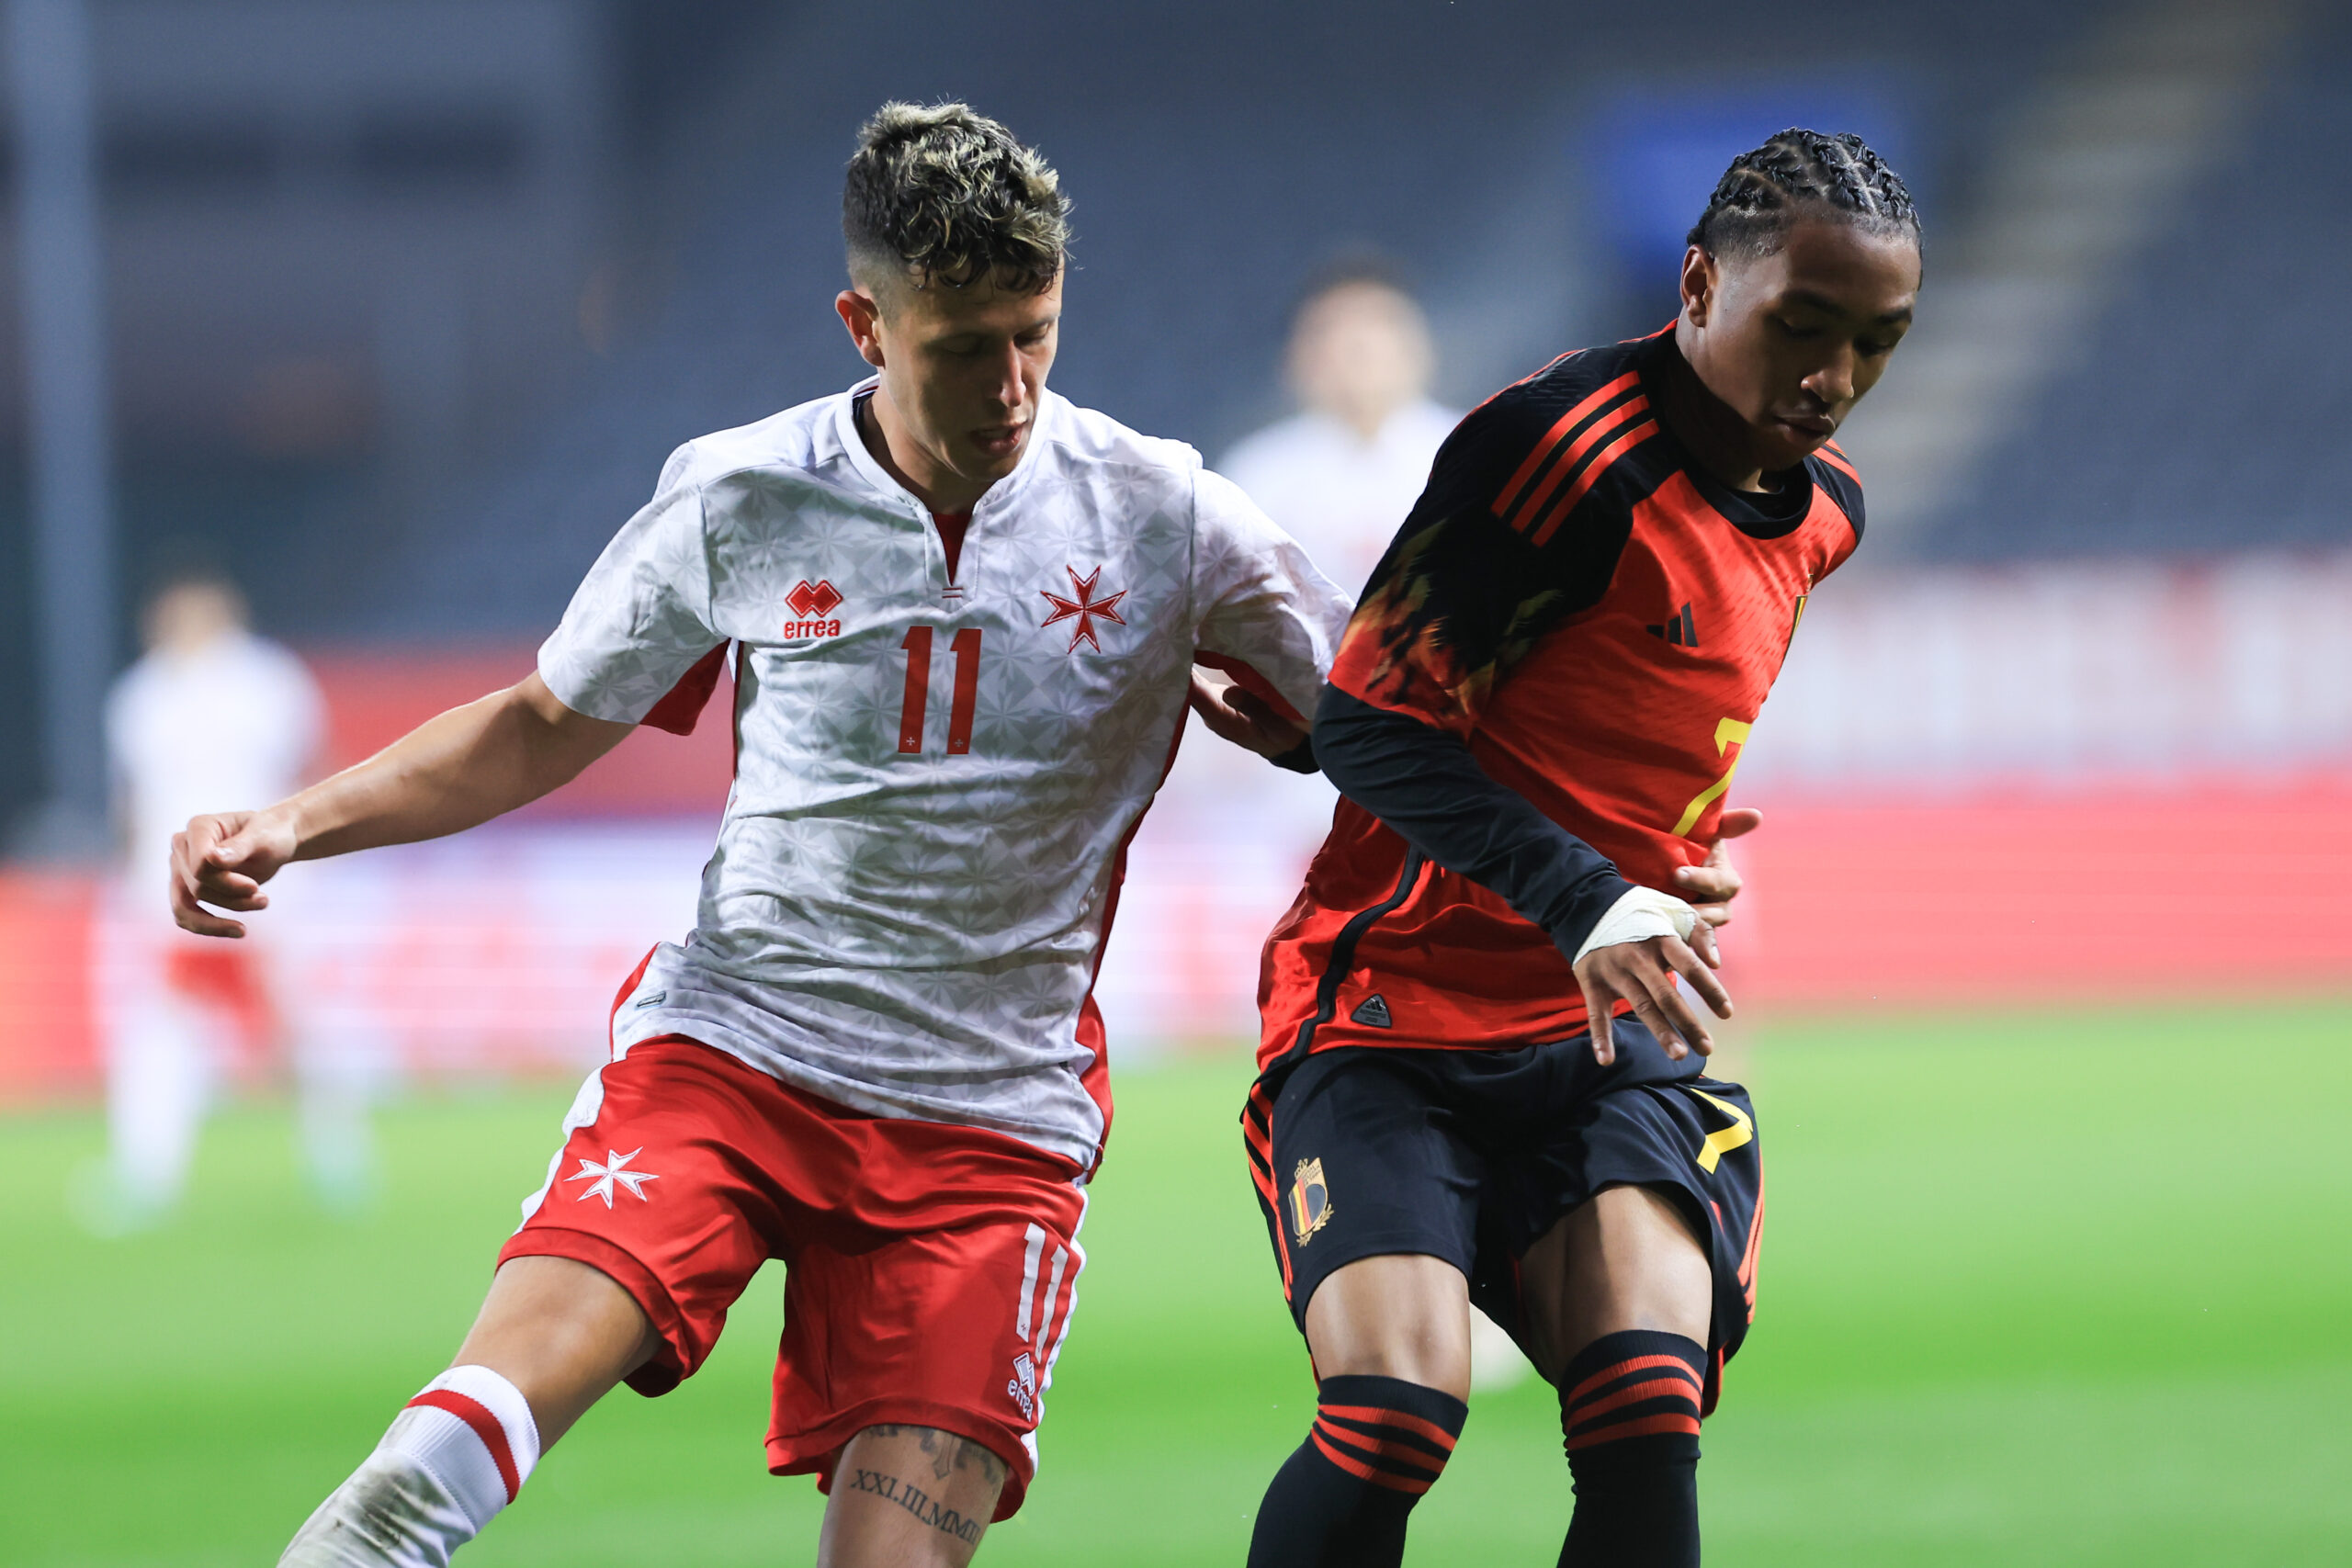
[956,1437,1006,1487]
[844,1468,985,1546]
[864,1425,1007,1488]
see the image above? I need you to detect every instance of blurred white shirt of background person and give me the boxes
[1100,265,1454,1061]
[1220,263,1460,598]
[1091,261,1529,1391]
[1181,263,1461,889]
[1204,267,1463,892]
[74,567,374,1232]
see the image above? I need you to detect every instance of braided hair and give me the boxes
[1687,129,1919,261]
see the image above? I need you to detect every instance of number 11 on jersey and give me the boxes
[898,627,982,755]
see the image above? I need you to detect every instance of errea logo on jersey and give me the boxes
[784,579,844,639]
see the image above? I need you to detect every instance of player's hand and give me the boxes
[1573,932,1733,1066]
[1187,668,1307,759]
[1672,807,1761,928]
[170,808,299,939]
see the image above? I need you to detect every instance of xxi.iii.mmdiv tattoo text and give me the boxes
[846,1469,985,1545]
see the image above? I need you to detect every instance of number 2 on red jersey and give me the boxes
[1672,716,1751,838]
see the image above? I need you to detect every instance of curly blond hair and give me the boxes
[842,101,1070,297]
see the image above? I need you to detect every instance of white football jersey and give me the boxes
[108,629,323,912]
[538,378,1351,1169]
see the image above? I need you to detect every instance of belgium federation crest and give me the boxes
[1288,1156,1334,1245]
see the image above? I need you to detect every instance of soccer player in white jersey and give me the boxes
[170,103,1348,1568]
[86,565,355,1231]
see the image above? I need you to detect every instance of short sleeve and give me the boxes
[537,456,722,726]
[1190,467,1353,722]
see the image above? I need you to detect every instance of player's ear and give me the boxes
[1679,245,1717,328]
[835,288,888,369]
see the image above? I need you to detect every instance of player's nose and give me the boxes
[1804,349,1858,406]
[988,343,1027,403]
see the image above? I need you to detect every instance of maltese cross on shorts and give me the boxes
[566,1147,660,1208]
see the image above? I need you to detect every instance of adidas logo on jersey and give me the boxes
[1351,993,1393,1028]
[1645,602,1699,648]
[784,580,844,639]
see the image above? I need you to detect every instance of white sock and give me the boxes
[280,1367,541,1568]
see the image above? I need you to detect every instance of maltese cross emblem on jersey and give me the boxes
[566,1147,659,1208]
[1039,565,1128,652]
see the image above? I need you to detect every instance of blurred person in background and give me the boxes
[1220,258,1458,596]
[1214,263,1532,1393]
[72,563,366,1234]
[1243,130,1920,1567]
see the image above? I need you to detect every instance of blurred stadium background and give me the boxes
[1,1,2347,1563]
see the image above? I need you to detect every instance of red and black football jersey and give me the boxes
[1258,328,1863,1068]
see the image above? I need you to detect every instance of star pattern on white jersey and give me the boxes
[565,1147,659,1208]
[1038,565,1129,653]
[533,380,1352,1167]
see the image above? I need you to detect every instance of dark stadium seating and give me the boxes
[1920,5,2352,559]
[369,0,2092,636]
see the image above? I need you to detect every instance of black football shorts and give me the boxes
[1243,1018,1763,1393]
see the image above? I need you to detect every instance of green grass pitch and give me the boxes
[4,1000,2347,1565]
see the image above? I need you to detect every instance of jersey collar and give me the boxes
[829,375,1055,519]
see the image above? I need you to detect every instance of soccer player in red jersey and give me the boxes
[1241,130,1922,1566]
[170,105,1345,1568]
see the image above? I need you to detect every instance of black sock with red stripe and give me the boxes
[1246,1374,1467,1568]
[1556,1330,1705,1568]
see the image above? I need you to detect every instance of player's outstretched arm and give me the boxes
[170,672,632,937]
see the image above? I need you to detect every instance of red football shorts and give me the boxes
[498,1036,1088,1519]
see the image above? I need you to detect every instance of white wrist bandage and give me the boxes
[1572,886,1699,964]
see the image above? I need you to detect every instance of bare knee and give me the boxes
[1302,1253,1473,1400]
[819,1425,1007,1568]
[451,1255,659,1450]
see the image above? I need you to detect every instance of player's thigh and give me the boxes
[767,1154,1087,1520]
[452,1255,659,1450]
[1517,1185,1711,1382]
[1250,1049,1485,1397]
[1509,1062,1765,1384]
[818,1425,1003,1568]
[497,1041,788,1403]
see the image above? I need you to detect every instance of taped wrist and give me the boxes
[1571,886,1698,965]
